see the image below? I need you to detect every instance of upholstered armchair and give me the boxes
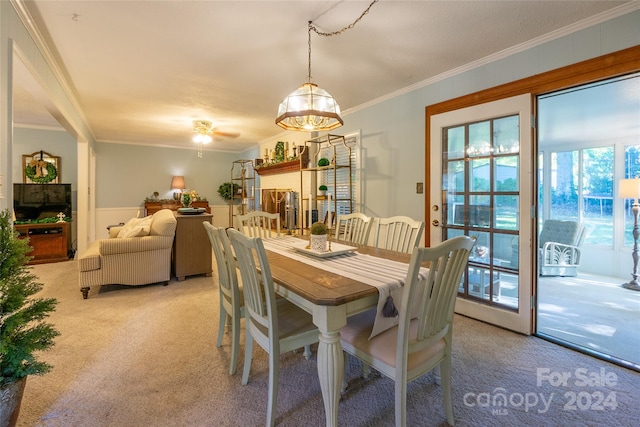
[539,219,586,277]
[77,209,177,298]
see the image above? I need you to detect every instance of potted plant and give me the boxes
[317,158,330,167]
[318,185,328,196]
[217,182,240,202]
[309,221,329,252]
[0,210,59,427]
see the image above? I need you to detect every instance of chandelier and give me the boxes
[275,0,378,132]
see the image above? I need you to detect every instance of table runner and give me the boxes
[263,236,427,338]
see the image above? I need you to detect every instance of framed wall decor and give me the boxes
[22,151,61,184]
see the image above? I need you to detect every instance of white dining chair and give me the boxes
[371,215,425,254]
[227,228,319,427]
[203,222,244,375]
[340,235,476,427]
[237,211,281,238]
[334,212,372,245]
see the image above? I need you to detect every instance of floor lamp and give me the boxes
[619,178,640,291]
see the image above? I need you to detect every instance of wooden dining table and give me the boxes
[262,237,414,427]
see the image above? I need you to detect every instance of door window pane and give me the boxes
[443,114,520,309]
[582,147,613,245]
[550,151,579,220]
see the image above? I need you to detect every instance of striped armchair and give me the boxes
[77,209,177,299]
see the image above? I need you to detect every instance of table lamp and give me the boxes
[171,176,186,201]
[618,178,640,291]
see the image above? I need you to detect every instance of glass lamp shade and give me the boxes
[193,133,212,144]
[619,178,640,201]
[275,82,343,131]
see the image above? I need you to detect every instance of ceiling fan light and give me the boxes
[275,82,343,132]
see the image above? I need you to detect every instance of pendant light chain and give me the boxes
[307,0,379,82]
[275,0,378,131]
[309,0,379,38]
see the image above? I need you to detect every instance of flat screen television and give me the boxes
[13,183,72,221]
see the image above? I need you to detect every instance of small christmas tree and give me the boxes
[0,209,59,387]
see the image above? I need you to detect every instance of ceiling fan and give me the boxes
[192,119,240,157]
[192,119,240,142]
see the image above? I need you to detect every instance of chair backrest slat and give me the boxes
[238,211,281,238]
[227,228,276,335]
[335,212,372,245]
[396,236,475,366]
[372,216,425,253]
[203,223,239,303]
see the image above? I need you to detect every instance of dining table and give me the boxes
[261,235,420,427]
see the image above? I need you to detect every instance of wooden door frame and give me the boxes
[425,45,640,245]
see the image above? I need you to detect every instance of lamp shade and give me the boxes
[275,83,343,131]
[619,178,640,200]
[171,176,186,190]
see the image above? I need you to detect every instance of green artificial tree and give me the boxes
[0,209,59,388]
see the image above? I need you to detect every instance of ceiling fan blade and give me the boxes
[213,129,240,139]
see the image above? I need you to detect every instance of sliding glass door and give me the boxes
[536,73,640,369]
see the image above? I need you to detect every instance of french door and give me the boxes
[429,94,533,334]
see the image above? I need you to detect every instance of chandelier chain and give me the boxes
[307,0,378,81]
[309,0,378,38]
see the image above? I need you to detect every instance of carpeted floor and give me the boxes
[17,260,640,427]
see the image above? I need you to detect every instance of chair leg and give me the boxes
[81,287,89,299]
[229,310,240,375]
[362,362,372,379]
[440,357,455,426]
[303,344,311,360]
[266,350,279,427]
[341,352,349,394]
[241,328,253,386]
[216,300,226,348]
[395,375,407,427]
[433,364,441,385]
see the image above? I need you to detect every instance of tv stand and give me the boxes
[14,222,70,264]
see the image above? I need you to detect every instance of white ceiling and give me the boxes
[12,0,633,153]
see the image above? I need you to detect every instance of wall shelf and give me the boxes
[255,159,300,176]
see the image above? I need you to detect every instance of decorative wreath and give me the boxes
[25,160,58,184]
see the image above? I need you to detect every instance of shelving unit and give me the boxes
[229,159,256,228]
[299,134,353,234]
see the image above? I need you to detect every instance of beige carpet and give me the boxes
[17,260,640,427]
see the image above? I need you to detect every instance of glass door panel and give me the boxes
[430,94,532,334]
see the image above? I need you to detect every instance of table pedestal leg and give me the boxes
[318,330,343,427]
[314,305,346,427]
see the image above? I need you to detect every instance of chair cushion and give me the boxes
[539,220,583,247]
[341,309,445,370]
[117,216,152,238]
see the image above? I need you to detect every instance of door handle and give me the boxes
[432,219,440,227]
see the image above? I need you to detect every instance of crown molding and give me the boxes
[344,2,640,117]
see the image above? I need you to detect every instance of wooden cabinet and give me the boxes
[172,213,213,281]
[145,200,210,216]
[15,222,70,264]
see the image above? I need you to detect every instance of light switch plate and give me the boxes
[416,182,423,194]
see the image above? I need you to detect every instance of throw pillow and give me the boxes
[117,216,153,238]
